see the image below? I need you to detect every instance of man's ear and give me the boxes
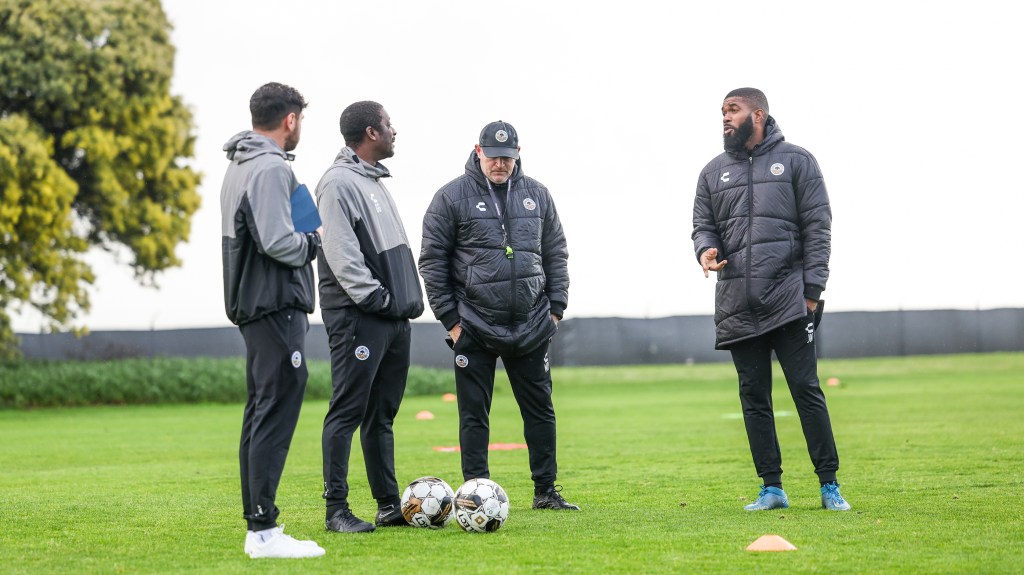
[366,125,378,142]
[284,112,297,131]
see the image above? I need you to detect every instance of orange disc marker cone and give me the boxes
[415,410,435,420]
[442,393,457,402]
[826,377,840,387]
[746,535,797,552]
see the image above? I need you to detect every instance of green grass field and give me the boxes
[2,354,1022,574]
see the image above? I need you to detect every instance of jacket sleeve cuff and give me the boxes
[549,301,566,319]
[440,310,461,331]
[804,284,823,301]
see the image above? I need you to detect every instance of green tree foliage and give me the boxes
[0,0,200,358]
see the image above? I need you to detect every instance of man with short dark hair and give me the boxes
[221,82,325,558]
[692,87,851,512]
[419,121,579,511]
[317,101,424,533]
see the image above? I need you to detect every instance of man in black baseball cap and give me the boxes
[420,120,578,511]
[478,120,520,159]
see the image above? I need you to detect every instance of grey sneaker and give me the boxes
[326,506,375,533]
[744,486,789,511]
[820,482,852,511]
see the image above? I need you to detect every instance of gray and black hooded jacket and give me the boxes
[315,147,424,320]
[220,131,318,326]
[419,152,569,356]
[692,117,831,349]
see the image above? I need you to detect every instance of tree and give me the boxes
[0,0,200,358]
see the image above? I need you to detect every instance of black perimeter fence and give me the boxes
[17,309,1024,368]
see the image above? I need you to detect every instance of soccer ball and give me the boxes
[453,478,510,532]
[401,476,456,529]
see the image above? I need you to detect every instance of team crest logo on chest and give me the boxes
[355,345,370,361]
[770,163,785,176]
[523,198,536,211]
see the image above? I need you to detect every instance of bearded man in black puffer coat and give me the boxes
[692,88,851,512]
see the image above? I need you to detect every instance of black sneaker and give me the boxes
[326,506,375,533]
[532,485,581,510]
[374,504,409,527]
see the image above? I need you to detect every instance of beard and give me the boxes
[284,131,300,152]
[723,114,754,153]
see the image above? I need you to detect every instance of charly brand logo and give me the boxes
[805,322,814,343]
[355,345,370,361]
[770,163,785,176]
[544,352,550,373]
[291,351,302,368]
[476,202,487,212]
[495,130,508,143]
[720,171,730,182]
[369,192,383,213]
[455,355,469,368]
[523,198,536,211]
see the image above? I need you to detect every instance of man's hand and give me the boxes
[551,314,560,325]
[806,298,817,312]
[700,248,727,278]
[449,323,463,344]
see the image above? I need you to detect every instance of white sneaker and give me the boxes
[247,526,325,559]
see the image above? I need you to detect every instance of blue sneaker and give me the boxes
[820,482,852,511]
[744,486,789,511]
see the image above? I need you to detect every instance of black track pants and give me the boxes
[729,310,840,486]
[321,308,410,505]
[238,308,309,531]
[453,332,557,489]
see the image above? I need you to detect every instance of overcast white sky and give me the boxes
[11,0,1024,332]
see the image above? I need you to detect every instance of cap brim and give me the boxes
[480,146,519,159]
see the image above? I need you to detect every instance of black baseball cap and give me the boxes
[478,121,519,159]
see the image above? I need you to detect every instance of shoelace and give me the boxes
[549,485,568,502]
[822,483,846,503]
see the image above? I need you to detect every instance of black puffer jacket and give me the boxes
[692,118,831,349]
[420,152,569,356]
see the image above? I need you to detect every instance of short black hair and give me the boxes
[725,87,769,116]
[339,101,384,147]
[250,82,307,130]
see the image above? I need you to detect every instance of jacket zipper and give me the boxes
[485,180,517,325]
[503,191,516,325]
[746,155,759,333]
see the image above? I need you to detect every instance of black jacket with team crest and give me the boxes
[419,152,569,356]
[692,117,831,349]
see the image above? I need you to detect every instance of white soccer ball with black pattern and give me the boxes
[400,476,455,529]
[453,478,510,532]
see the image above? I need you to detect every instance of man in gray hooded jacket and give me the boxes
[221,82,324,558]
[316,101,424,533]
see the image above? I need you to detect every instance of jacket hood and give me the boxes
[726,116,786,159]
[332,146,391,180]
[464,150,524,188]
[222,131,290,163]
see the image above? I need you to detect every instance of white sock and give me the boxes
[253,527,277,543]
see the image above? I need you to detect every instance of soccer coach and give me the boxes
[221,82,325,557]
[692,87,851,512]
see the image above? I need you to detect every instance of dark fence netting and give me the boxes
[17,309,1024,367]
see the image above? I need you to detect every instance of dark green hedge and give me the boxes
[0,358,454,409]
